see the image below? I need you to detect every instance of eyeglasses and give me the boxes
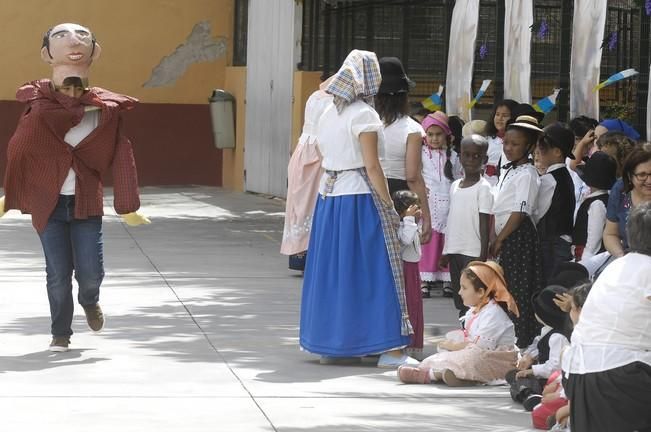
[632,171,651,181]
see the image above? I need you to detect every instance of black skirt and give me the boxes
[387,178,409,196]
[498,216,543,348]
[566,362,651,432]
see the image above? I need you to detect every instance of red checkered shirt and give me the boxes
[3,79,140,233]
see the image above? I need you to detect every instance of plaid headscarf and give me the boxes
[325,50,381,113]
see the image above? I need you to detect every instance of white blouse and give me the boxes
[61,109,100,195]
[462,301,516,350]
[563,253,651,375]
[298,90,333,147]
[316,100,385,196]
[522,326,570,379]
[492,163,540,235]
[421,147,460,232]
[381,116,425,180]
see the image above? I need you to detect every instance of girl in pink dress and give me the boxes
[419,112,459,289]
[280,88,332,268]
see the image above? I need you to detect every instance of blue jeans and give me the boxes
[38,195,104,337]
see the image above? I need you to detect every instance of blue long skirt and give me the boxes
[300,193,411,357]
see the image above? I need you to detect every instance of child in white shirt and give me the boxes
[440,135,493,317]
[397,261,519,386]
[507,285,571,410]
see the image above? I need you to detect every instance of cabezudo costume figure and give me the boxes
[0,23,150,352]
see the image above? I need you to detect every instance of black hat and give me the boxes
[512,103,545,123]
[547,262,590,289]
[532,285,570,331]
[581,151,617,191]
[542,123,576,160]
[378,57,415,94]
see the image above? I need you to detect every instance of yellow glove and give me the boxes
[121,212,151,226]
[0,196,6,218]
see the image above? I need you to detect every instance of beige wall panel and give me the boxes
[0,0,233,104]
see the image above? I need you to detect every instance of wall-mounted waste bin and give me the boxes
[208,89,235,149]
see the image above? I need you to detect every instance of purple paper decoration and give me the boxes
[646,0,651,16]
[479,42,488,60]
[608,31,618,51]
[537,19,549,40]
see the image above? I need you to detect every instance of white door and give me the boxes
[244,0,301,197]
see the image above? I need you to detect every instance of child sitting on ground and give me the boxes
[531,283,591,430]
[392,190,424,357]
[507,285,572,411]
[397,261,519,387]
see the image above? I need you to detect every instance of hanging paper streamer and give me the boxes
[421,85,444,112]
[445,0,480,121]
[570,0,607,119]
[647,63,650,140]
[504,0,533,103]
[533,89,561,113]
[467,80,491,109]
[593,68,639,92]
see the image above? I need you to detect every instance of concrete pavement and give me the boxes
[0,187,536,431]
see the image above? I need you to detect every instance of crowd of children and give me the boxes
[290,51,651,432]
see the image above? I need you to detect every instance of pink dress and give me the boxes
[419,146,458,282]
[280,90,332,255]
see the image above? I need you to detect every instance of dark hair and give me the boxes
[448,116,465,154]
[569,115,599,139]
[622,143,651,192]
[375,93,409,126]
[486,99,519,137]
[443,138,455,182]
[597,131,637,178]
[391,190,419,217]
[571,283,592,309]
[42,25,97,59]
[627,200,651,256]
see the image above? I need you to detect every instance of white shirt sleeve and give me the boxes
[533,173,555,224]
[512,167,540,215]
[478,182,494,214]
[351,106,383,137]
[398,216,419,246]
[532,333,569,379]
[406,117,426,137]
[583,199,607,260]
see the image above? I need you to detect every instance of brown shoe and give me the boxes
[441,369,478,387]
[49,337,70,352]
[83,304,104,332]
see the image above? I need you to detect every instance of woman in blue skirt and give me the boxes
[300,50,415,367]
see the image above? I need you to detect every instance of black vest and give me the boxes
[573,193,609,250]
[537,167,576,240]
[537,329,567,364]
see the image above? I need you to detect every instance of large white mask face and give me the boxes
[41,23,102,85]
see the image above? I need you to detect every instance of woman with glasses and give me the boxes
[603,143,651,258]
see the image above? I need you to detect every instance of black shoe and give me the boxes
[523,394,542,411]
[442,284,454,298]
[421,286,431,298]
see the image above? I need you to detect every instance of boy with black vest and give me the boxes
[535,123,577,282]
[573,152,617,261]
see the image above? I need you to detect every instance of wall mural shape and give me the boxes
[143,21,227,88]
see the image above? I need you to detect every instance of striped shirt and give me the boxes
[3,79,140,232]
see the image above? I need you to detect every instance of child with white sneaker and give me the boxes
[397,261,519,386]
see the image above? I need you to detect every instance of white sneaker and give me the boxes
[377,353,419,369]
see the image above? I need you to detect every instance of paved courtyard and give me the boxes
[0,187,535,431]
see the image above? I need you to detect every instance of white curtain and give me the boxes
[445,0,480,121]
[570,0,607,120]
[647,64,651,141]
[503,0,533,103]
